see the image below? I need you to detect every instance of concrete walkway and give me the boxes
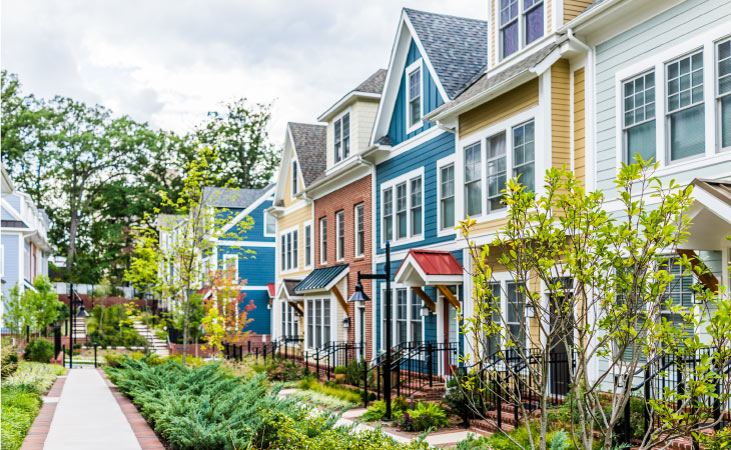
[43,368,142,450]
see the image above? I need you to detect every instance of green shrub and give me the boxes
[334,365,347,375]
[298,377,361,404]
[394,402,449,432]
[549,430,571,450]
[455,433,491,450]
[345,359,366,386]
[1,342,19,379]
[24,339,54,363]
[443,377,477,426]
[361,397,410,421]
[265,358,304,381]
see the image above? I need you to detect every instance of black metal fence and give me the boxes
[305,341,364,382]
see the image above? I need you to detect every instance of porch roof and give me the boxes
[682,178,731,251]
[267,283,275,298]
[394,250,463,286]
[294,264,349,293]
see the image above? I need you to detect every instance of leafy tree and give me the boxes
[201,267,255,354]
[196,98,280,189]
[458,160,731,450]
[1,276,64,339]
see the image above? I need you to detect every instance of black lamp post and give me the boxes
[68,282,88,368]
[349,241,393,420]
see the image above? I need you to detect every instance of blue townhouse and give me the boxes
[362,8,487,376]
[203,186,277,337]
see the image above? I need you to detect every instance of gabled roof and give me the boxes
[354,69,387,94]
[203,187,266,209]
[394,250,463,286]
[294,264,349,293]
[288,122,327,186]
[318,69,387,122]
[403,8,487,99]
[691,179,731,207]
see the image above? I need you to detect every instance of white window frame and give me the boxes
[665,49,706,164]
[497,0,546,61]
[319,216,328,264]
[490,271,530,351]
[622,71,657,164]
[291,160,299,197]
[716,37,731,152]
[379,167,425,247]
[405,59,424,134]
[263,211,276,237]
[354,203,365,258]
[612,25,731,179]
[464,141,483,218]
[457,108,537,224]
[437,154,456,236]
[280,226,299,274]
[222,254,239,280]
[334,110,351,164]
[306,298,332,350]
[282,302,299,338]
[336,210,345,261]
[381,286,425,351]
[304,221,313,269]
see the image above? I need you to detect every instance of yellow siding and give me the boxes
[276,204,312,281]
[551,60,571,170]
[564,0,593,23]
[281,158,305,209]
[547,0,553,33]
[469,217,510,238]
[459,79,539,139]
[573,68,586,185]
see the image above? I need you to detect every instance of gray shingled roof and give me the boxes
[202,187,265,209]
[282,278,303,298]
[430,44,558,117]
[354,69,387,94]
[404,8,487,99]
[288,122,326,187]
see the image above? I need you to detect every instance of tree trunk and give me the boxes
[181,289,190,366]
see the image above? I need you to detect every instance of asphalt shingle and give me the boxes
[404,8,488,99]
[288,122,327,187]
[353,69,387,94]
[202,186,265,209]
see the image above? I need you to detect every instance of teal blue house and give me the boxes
[363,8,487,374]
[203,186,277,336]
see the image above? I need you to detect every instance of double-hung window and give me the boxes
[281,229,299,271]
[396,289,408,344]
[512,120,535,192]
[334,113,350,163]
[307,298,331,349]
[282,303,298,338]
[264,211,276,236]
[223,254,238,279]
[407,65,422,129]
[718,39,731,150]
[383,188,393,242]
[440,164,455,230]
[304,224,312,267]
[354,203,364,257]
[336,210,345,261]
[506,282,526,352]
[392,288,423,345]
[319,217,327,264]
[666,51,705,161]
[396,183,408,239]
[410,177,422,236]
[499,0,544,60]
[486,133,507,213]
[465,143,483,217]
[292,160,299,195]
[623,72,656,164]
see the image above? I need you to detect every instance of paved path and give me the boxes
[43,368,142,450]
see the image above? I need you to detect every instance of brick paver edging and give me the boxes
[19,376,67,450]
[99,369,166,450]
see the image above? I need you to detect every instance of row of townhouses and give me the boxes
[184,0,730,392]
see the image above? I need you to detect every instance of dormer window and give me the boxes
[334,113,350,163]
[406,61,422,131]
[499,0,544,60]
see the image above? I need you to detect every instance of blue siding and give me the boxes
[217,245,275,287]
[375,130,456,255]
[236,201,274,242]
[240,289,271,335]
[388,40,445,146]
[1,234,20,300]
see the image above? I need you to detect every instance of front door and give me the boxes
[548,292,572,396]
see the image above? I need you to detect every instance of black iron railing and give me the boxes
[305,341,364,382]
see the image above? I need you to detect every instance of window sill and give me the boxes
[406,121,423,135]
[652,152,731,179]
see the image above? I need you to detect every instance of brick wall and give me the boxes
[314,174,374,359]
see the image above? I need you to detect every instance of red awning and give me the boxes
[267,283,276,298]
[394,250,463,286]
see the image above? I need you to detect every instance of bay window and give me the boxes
[512,120,535,192]
[440,164,455,230]
[465,142,483,217]
[623,72,656,163]
[666,51,705,161]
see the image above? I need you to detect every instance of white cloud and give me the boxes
[1,0,485,144]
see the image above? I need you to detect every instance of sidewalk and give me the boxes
[22,367,163,450]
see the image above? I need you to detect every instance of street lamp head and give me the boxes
[349,279,371,303]
[76,304,89,317]
[342,317,350,329]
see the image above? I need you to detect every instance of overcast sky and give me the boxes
[2,0,485,146]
